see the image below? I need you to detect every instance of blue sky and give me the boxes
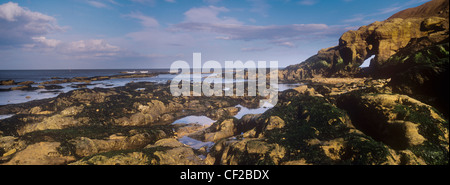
[0,0,429,69]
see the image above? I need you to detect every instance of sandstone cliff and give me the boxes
[279,0,449,80]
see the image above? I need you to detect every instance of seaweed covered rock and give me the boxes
[70,151,150,165]
[380,43,449,116]
[337,92,449,164]
[17,114,90,136]
[265,93,399,164]
[206,138,286,165]
[146,138,204,165]
[207,91,400,165]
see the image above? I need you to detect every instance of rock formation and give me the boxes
[279,0,449,80]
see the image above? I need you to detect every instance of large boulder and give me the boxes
[69,131,164,157]
[206,138,286,165]
[145,138,204,165]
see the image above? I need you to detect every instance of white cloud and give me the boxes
[276,41,296,48]
[64,39,119,53]
[298,0,319,6]
[87,1,109,8]
[124,12,159,28]
[183,6,242,25]
[31,36,62,48]
[25,36,127,59]
[0,2,63,47]
[170,5,348,48]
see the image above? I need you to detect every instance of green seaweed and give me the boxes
[263,94,391,164]
[392,104,449,164]
[341,133,391,165]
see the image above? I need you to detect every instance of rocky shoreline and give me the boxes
[0,80,265,165]
[1,75,447,165]
[0,72,163,92]
[0,0,448,165]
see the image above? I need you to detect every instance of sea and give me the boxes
[0,69,299,106]
[0,69,172,105]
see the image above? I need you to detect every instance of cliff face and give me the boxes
[279,0,449,81]
[389,0,449,19]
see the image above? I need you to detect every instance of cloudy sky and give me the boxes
[0,0,429,69]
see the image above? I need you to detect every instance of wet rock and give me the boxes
[206,107,240,120]
[145,138,204,165]
[115,100,182,126]
[17,81,34,85]
[0,136,26,159]
[56,89,118,106]
[151,138,184,148]
[70,152,149,165]
[60,105,85,116]
[4,142,76,165]
[69,132,159,157]
[207,138,286,165]
[41,79,69,84]
[29,106,53,115]
[11,85,37,91]
[44,85,64,90]
[0,80,15,85]
[17,114,89,136]
[174,123,207,138]
[203,119,237,142]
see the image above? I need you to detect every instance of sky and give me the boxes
[0,0,430,69]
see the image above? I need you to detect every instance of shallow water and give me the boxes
[178,136,215,150]
[233,103,274,119]
[0,114,14,120]
[171,115,216,126]
[278,83,301,91]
